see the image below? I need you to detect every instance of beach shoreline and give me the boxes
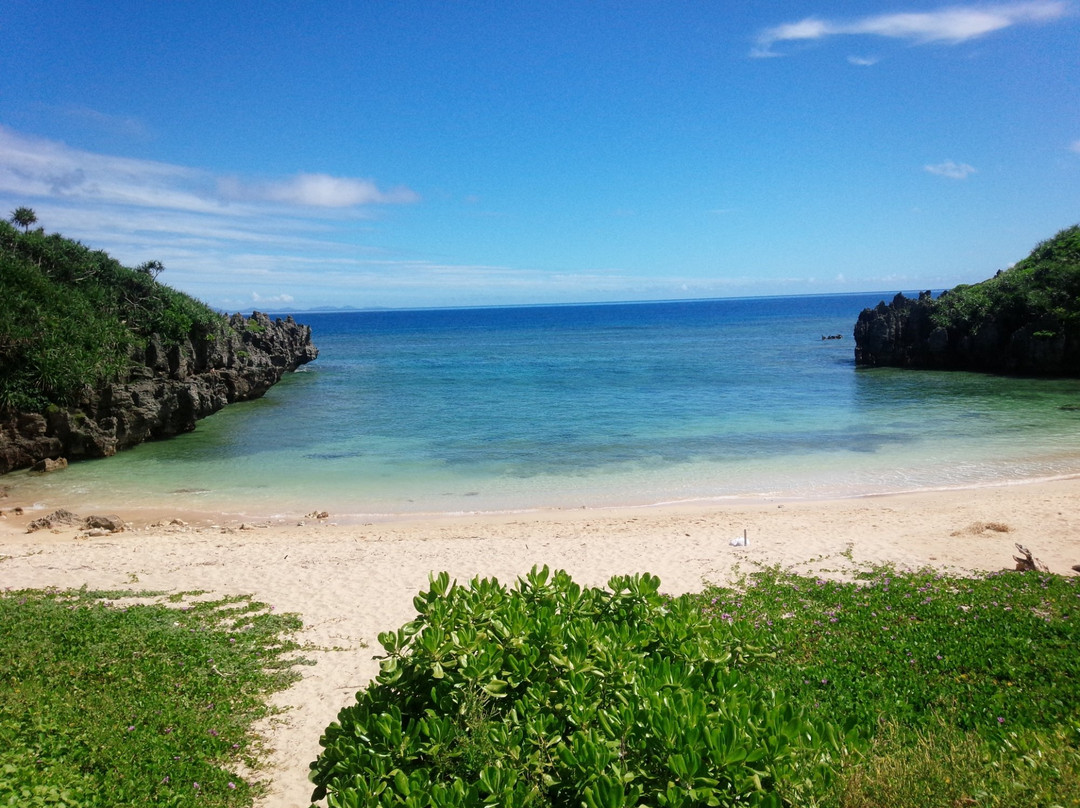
[2,478,1078,808]
[6,468,1080,530]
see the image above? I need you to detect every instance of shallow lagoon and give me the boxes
[10,294,1080,520]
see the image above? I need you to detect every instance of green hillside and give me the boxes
[855,224,1080,374]
[0,215,220,413]
[931,224,1080,336]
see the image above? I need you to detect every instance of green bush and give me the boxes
[0,219,222,413]
[0,247,132,410]
[929,224,1080,337]
[310,567,860,808]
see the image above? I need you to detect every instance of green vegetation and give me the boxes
[313,565,1080,808]
[930,223,1080,337]
[0,588,306,807]
[3,565,1077,807]
[9,207,37,233]
[702,564,1080,806]
[0,213,221,412]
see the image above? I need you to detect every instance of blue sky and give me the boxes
[2,2,1078,311]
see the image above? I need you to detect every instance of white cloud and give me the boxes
[57,105,151,139]
[847,55,880,66]
[753,2,1068,56]
[924,160,978,179]
[0,126,221,213]
[0,126,419,213]
[222,173,420,207]
[0,125,432,309]
[252,291,295,304]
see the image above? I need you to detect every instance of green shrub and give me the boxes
[0,219,222,413]
[928,224,1080,339]
[310,567,860,808]
[0,247,132,409]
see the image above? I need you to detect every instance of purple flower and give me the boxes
[997,717,1005,725]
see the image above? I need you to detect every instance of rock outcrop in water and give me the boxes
[0,311,317,474]
[854,224,1080,376]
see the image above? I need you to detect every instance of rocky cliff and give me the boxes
[0,311,317,474]
[854,225,1080,376]
[854,290,1079,375]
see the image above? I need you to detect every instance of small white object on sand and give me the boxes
[730,529,749,547]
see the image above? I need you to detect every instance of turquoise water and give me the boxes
[9,294,1080,520]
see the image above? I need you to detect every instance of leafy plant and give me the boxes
[310,567,860,807]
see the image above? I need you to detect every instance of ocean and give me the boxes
[9,293,1080,521]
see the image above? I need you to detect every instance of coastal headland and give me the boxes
[854,224,1080,374]
[2,478,1078,808]
[0,311,317,473]
[1,219,319,473]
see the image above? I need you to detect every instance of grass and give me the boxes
[4,563,1078,807]
[696,562,1080,807]
[0,588,307,807]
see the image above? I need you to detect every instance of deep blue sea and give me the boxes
[11,293,1080,520]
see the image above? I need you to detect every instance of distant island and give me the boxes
[0,212,318,474]
[854,224,1080,376]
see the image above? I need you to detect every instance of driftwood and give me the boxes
[1012,543,1050,573]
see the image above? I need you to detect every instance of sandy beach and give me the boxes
[2,479,1079,807]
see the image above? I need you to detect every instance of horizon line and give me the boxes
[245,288,941,318]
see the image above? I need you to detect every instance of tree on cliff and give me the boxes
[136,259,164,280]
[9,207,37,233]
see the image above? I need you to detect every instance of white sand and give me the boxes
[2,479,1079,807]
